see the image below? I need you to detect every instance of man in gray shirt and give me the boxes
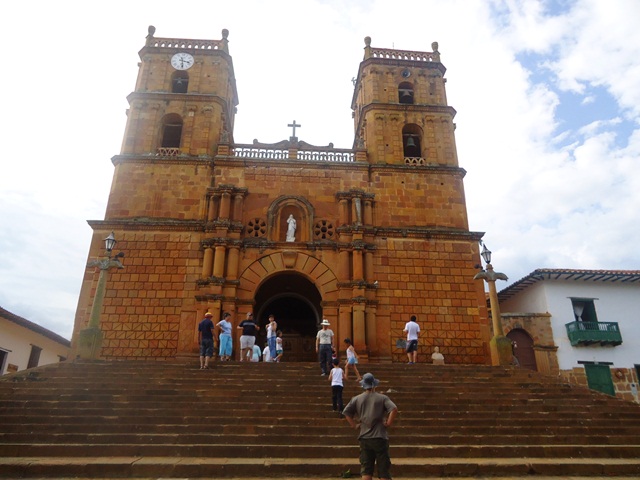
[343,373,398,480]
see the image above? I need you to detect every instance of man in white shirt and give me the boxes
[403,315,420,364]
[315,319,334,375]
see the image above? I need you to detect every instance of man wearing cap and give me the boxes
[343,373,398,480]
[198,312,215,369]
[315,319,334,375]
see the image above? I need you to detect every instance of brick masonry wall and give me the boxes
[76,231,203,360]
[378,238,489,364]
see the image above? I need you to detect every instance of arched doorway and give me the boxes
[253,272,322,361]
[507,328,537,371]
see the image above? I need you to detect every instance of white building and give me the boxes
[498,269,640,403]
[0,306,70,375]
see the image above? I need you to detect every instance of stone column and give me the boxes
[364,251,374,283]
[338,250,351,282]
[353,197,362,225]
[210,300,222,322]
[351,198,360,226]
[365,306,377,358]
[207,195,217,222]
[226,245,240,280]
[352,248,364,282]
[339,306,352,355]
[213,245,226,278]
[352,304,366,353]
[219,192,231,220]
[232,193,244,222]
[338,198,349,226]
[201,246,214,277]
[364,199,373,225]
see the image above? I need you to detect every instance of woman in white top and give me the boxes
[266,315,277,361]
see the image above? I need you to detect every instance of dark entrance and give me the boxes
[507,328,537,371]
[253,273,321,362]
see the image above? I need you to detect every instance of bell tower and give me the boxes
[120,26,238,158]
[352,37,458,167]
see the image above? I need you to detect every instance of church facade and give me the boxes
[71,27,491,363]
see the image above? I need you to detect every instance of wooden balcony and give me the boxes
[565,321,623,346]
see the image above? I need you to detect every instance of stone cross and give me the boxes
[288,120,301,141]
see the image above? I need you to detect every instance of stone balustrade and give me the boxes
[369,47,438,62]
[146,37,226,50]
[231,144,355,162]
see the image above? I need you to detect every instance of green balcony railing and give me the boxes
[565,321,622,347]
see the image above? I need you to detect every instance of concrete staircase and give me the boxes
[1,359,640,478]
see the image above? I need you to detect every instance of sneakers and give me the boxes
[321,372,327,376]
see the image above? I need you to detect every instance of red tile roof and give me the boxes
[498,269,640,302]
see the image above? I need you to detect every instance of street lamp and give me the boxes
[76,231,125,359]
[474,242,512,366]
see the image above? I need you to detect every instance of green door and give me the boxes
[584,364,615,396]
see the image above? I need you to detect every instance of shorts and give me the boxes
[406,339,418,353]
[359,437,391,478]
[240,335,255,350]
[348,357,358,365]
[200,338,214,357]
[276,349,283,355]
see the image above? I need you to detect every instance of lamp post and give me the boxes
[76,231,124,359]
[473,243,512,366]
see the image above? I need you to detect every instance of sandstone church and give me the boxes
[71,26,491,364]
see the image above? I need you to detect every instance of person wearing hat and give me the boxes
[315,319,334,375]
[197,312,215,369]
[343,373,398,480]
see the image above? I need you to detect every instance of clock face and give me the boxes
[401,69,411,78]
[171,52,194,70]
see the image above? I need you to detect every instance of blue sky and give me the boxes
[1,0,639,339]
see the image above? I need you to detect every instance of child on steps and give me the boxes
[343,338,362,381]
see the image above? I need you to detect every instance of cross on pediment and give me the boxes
[288,120,301,141]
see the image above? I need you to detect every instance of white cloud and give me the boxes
[1,0,639,339]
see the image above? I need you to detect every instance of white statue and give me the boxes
[286,214,296,242]
[431,346,445,365]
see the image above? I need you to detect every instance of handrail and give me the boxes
[566,321,620,333]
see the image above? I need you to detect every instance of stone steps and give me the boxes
[3,456,640,478]
[3,443,640,458]
[1,360,639,478]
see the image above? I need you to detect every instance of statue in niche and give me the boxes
[286,214,297,242]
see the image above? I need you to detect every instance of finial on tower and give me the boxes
[221,29,230,53]
[146,26,156,46]
[431,41,439,53]
[363,36,372,59]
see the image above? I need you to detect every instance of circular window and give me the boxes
[247,218,267,237]
[313,220,335,240]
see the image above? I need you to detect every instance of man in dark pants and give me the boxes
[343,373,398,480]
[198,312,215,369]
[315,319,334,375]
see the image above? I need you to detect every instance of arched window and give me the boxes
[161,114,183,149]
[398,82,414,104]
[402,124,422,158]
[172,71,189,93]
